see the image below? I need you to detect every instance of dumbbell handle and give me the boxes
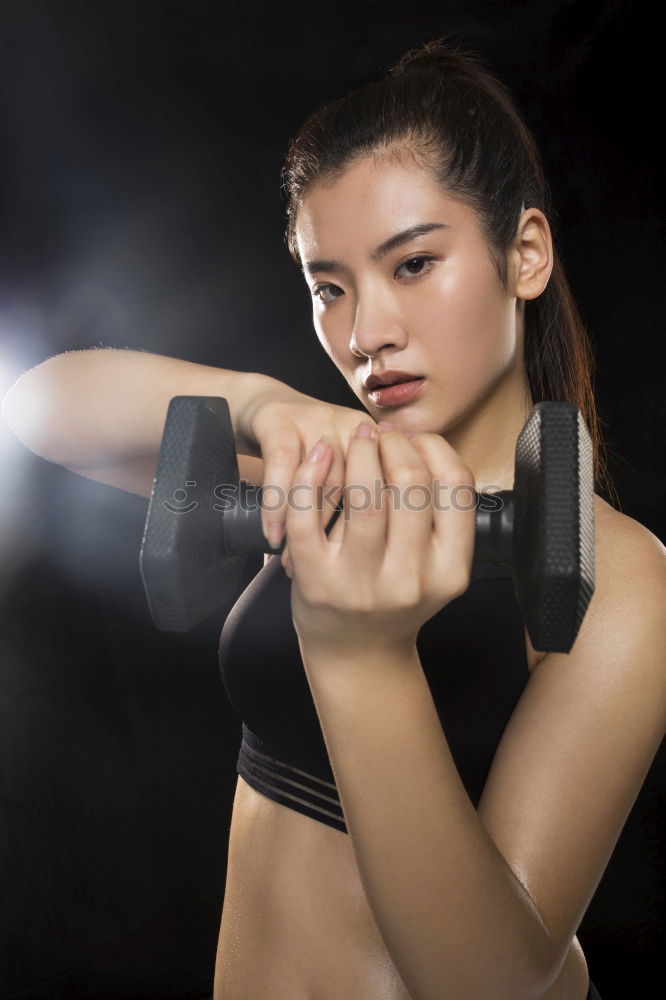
[223,483,514,566]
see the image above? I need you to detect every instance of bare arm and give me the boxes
[295,505,665,1000]
[1,348,274,495]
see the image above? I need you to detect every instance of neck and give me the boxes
[445,362,533,495]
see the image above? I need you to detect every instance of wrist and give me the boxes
[234,372,296,457]
[298,635,422,686]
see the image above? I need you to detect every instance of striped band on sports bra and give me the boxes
[236,724,348,834]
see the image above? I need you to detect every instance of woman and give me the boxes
[2,35,663,1000]
[213,37,664,1000]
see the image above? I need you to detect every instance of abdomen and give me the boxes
[213,775,413,1000]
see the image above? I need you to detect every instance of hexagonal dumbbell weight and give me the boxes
[139,397,594,652]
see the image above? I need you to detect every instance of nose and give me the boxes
[349,293,408,358]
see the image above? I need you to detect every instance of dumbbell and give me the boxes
[139,396,594,653]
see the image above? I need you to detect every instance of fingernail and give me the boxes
[266,522,284,549]
[353,421,375,439]
[376,421,395,434]
[308,435,331,463]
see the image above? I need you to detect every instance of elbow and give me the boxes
[382,904,557,1000]
[402,946,555,1000]
[523,933,589,1000]
[494,938,566,1000]
[461,935,558,1000]
[2,375,57,460]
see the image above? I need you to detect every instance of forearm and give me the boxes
[1,347,281,467]
[300,645,554,1000]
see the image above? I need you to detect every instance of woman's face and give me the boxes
[295,154,529,441]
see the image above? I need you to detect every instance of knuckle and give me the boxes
[395,585,421,609]
[285,520,310,542]
[450,463,473,483]
[410,432,437,452]
[393,464,426,488]
[449,566,472,598]
[383,568,421,607]
[266,443,300,467]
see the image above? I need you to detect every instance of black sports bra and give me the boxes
[219,544,529,835]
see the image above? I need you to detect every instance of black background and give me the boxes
[0,2,663,998]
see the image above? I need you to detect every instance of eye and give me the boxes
[311,255,437,304]
[398,255,436,278]
[311,283,343,305]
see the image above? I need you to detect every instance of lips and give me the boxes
[367,377,426,408]
[364,370,423,391]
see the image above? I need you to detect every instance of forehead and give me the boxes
[295,156,470,261]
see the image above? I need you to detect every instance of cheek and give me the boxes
[420,263,515,375]
[313,316,335,357]
[314,316,349,372]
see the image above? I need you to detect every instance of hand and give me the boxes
[237,382,368,549]
[281,419,477,663]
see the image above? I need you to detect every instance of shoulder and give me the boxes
[527,496,665,671]
[479,494,665,966]
[594,493,665,584]
[589,493,666,718]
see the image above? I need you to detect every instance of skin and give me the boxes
[218,151,666,999]
[294,152,553,495]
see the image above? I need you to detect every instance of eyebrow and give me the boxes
[302,222,451,276]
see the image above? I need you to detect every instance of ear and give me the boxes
[509,208,554,300]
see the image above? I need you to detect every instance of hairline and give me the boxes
[289,140,510,289]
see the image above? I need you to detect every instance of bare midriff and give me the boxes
[212,548,609,1000]
[213,774,589,1000]
[213,773,414,999]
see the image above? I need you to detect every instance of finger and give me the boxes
[375,425,434,572]
[320,416,370,543]
[325,504,346,547]
[336,420,388,559]
[283,434,334,567]
[259,436,304,551]
[278,445,345,572]
[320,468,344,536]
[408,433,476,587]
[261,434,345,551]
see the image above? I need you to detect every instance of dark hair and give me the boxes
[281,35,618,506]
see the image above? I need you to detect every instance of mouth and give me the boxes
[367,377,426,407]
[381,375,416,386]
[364,370,423,390]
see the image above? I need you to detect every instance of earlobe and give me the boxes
[514,209,553,301]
